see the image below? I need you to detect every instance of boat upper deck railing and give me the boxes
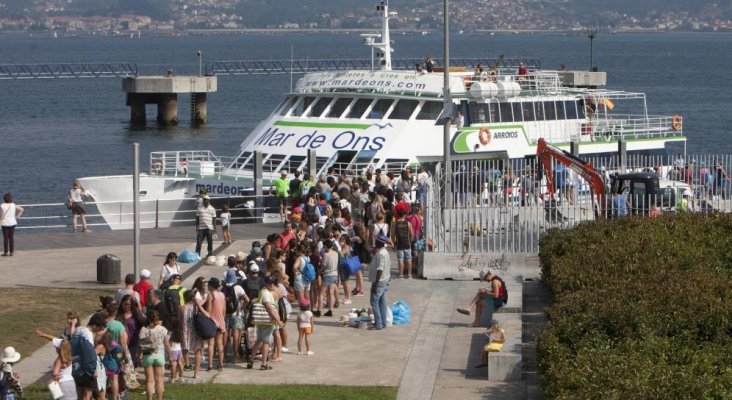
[205,57,541,76]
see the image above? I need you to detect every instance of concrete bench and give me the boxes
[486,312,522,381]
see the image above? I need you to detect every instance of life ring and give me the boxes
[151,159,163,174]
[672,115,682,131]
[478,127,491,146]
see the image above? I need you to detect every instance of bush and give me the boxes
[538,213,732,399]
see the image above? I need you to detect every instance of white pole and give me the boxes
[443,0,452,208]
[133,143,140,278]
[197,50,202,77]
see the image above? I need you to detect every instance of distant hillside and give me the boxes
[1,0,731,31]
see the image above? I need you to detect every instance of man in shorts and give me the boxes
[247,275,284,370]
[269,170,290,221]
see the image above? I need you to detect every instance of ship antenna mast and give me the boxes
[371,1,394,71]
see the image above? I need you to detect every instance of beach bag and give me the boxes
[344,255,362,274]
[391,300,411,325]
[48,380,63,400]
[178,249,200,264]
[251,302,271,324]
[193,310,217,340]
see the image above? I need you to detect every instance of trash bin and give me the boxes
[97,254,121,284]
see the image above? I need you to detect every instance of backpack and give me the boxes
[223,284,239,315]
[301,256,316,283]
[245,278,262,301]
[394,220,411,250]
[491,276,508,308]
[164,287,182,316]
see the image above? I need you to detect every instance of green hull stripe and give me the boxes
[274,121,371,130]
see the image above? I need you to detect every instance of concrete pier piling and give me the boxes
[122,74,217,127]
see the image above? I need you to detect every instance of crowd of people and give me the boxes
[3,166,428,400]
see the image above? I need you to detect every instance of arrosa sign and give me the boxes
[452,125,529,156]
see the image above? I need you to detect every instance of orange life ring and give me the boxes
[478,127,491,145]
[151,159,163,174]
[672,114,682,131]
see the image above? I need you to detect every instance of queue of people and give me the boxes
[24,166,427,398]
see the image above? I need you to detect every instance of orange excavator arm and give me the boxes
[536,138,608,218]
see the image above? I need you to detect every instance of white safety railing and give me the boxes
[16,194,273,232]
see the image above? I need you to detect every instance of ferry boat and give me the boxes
[79,1,686,229]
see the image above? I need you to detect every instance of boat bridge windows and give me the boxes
[277,94,444,122]
[465,99,584,125]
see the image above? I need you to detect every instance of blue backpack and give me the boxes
[301,256,316,283]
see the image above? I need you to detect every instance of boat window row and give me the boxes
[466,99,586,124]
[277,95,444,121]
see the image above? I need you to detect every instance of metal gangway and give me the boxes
[205,57,541,76]
[0,63,138,79]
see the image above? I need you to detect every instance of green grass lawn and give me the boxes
[23,383,398,400]
[0,288,114,357]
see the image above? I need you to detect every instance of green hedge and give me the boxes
[538,213,732,399]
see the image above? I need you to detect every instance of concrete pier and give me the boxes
[122,74,217,126]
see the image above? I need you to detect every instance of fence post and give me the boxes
[618,140,627,171]
[570,141,579,156]
[307,149,317,178]
[155,199,159,229]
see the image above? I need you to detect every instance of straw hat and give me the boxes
[1,346,21,363]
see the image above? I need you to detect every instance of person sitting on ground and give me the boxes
[457,270,504,328]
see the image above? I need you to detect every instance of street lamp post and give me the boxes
[197,50,202,77]
[587,27,598,71]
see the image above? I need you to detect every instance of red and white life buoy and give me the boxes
[478,127,491,146]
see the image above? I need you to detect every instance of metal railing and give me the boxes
[16,195,273,232]
[150,151,233,177]
[0,63,138,79]
[205,57,541,76]
[426,154,732,254]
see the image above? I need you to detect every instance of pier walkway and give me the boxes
[6,224,545,400]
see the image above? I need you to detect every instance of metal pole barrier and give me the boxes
[254,151,263,223]
[133,143,140,279]
[442,0,453,209]
[155,199,159,229]
[307,149,317,178]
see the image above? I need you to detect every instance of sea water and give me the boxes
[0,32,730,204]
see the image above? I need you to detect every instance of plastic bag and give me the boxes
[178,249,200,264]
[391,300,411,325]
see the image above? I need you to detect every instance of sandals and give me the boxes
[457,308,471,316]
[260,364,273,370]
[246,360,253,369]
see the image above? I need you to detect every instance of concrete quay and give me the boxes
[7,223,547,399]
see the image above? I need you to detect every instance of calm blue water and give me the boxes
[1,32,730,204]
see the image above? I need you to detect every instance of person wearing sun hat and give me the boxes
[0,346,23,399]
[369,234,392,331]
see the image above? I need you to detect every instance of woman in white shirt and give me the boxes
[68,180,92,233]
[1,193,24,257]
[159,252,180,289]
